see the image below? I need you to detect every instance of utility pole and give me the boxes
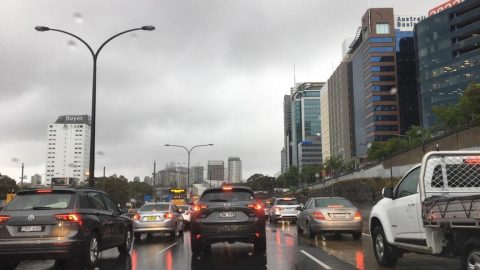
[20,163,24,190]
[103,166,106,191]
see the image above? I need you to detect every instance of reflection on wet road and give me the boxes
[17,221,460,270]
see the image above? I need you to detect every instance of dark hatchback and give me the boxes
[190,186,266,256]
[0,187,133,269]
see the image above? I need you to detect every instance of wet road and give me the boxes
[18,221,460,270]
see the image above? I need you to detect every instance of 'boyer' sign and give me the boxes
[428,0,464,16]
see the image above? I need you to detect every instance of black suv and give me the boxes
[0,187,133,269]
[190,186,266,256]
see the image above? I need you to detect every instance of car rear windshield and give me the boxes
[201,190,253,202]
[315,198,354,208]
[6,192,74,210]
[276,199,298,205]
[140,204,169,212]
[178,205,190,211]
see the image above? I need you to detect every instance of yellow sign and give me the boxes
[5,193,15,204]
[170,188,186,194]
[171,199,187,206]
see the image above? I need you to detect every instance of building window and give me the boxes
[376,23,390,34]
[370,56,394,62]
[369,46,394,53]
[371,66,395,72]
[374,125,398,131]
[372,95,397,102]
[371,76,396,82]
[373,105,398,111]
[370,37,393,43]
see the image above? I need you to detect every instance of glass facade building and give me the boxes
[416,0,480,129]
[290,82,324,170]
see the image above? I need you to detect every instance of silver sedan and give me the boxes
[297,197,362,240]
[132,202,184,241]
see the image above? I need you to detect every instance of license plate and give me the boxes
[219,211,236,218]
[332,213,346,217]
[146,216,157,221]
[20,226,43,232]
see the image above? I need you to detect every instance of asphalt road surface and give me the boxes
[17,221,460,270]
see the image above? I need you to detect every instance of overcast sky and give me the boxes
[0,0,444,182]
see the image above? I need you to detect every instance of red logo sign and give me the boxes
[429,0,464,16]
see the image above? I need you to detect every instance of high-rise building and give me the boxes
[31,174,42,186]
[416,0,480,129]
[208,160,224,181]
[227,157,242,183]
[291,82,324,171]
[325,60,354,162]
[191,165,204,184]
[282,95,292,174]
[347,8,400,156]
[45,115,91,186]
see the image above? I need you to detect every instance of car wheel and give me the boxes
[461,238,480,270]
[134,232,142,241]
[83,232,100,268]
[191,237,201,255]
[118,228,133,254]
[0,257,19,270]
[352,232,362,240]
[372,226,398,267]
[254,237,267,255]
[306,222,315,239]
[297,221,304,235]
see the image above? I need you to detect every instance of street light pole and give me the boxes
[35,25,155,187]
[165,144,214,196]
[20,163,24,190]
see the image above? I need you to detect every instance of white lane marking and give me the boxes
[362,233,370,237]
[156,243,177,255]
[300,250,332,270]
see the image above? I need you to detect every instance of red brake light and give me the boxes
[248,203,263,210]
[0,215,10,224]
[353,211,362,221]
[193,204,207,212]
[313,211,325,220]
[55,213,82,225]
[133,214,140,221]
[222,186,233,191]
[164,213,173,219]
[36,189,52,193]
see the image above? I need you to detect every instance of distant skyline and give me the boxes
[0,0,445,182]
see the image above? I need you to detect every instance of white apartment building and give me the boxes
[45,115,90,186]
[227,157,242,183]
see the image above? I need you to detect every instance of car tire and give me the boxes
[134,232,142,241]
[306,222,315,239]
[191,237,201,255]
[118,228,133,254]
[461,238,480,270]
[83,232,100,268]
[0,257,19,270]
[352,232,362,240]
[254,237,267,255]
[297,221,304,235]
[372,226,398,267]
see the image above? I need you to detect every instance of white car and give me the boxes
[268,198,300,223]
[178,205,192,228]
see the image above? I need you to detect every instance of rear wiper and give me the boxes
[209,199,228,202]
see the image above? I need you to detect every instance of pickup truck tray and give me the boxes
[423,194,480,228]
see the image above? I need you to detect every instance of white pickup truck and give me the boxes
[369,151,480,269]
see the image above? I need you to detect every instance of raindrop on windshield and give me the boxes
[73,12,84,24]
[67,40,76,51]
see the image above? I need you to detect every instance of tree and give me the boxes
[433,82,480,130]
[323,156,345,177]
[128,181,154,203]
[246,174,275,193]
[300,164,322,185]
[0,174,19,199]
[94,175,129,204]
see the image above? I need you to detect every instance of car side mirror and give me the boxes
[296,206,303,211]
[382,187,394,199]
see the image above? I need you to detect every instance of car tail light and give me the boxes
[36,189,52,193]
[55,213,83,225]
[222,186,233,191]
[164,213,173,219]
[0,215,10,224]
[313,211,325,220]
[353,211,362,221]
[248,203,263,210]
[193,204,207,212]
[133,214,141,221]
